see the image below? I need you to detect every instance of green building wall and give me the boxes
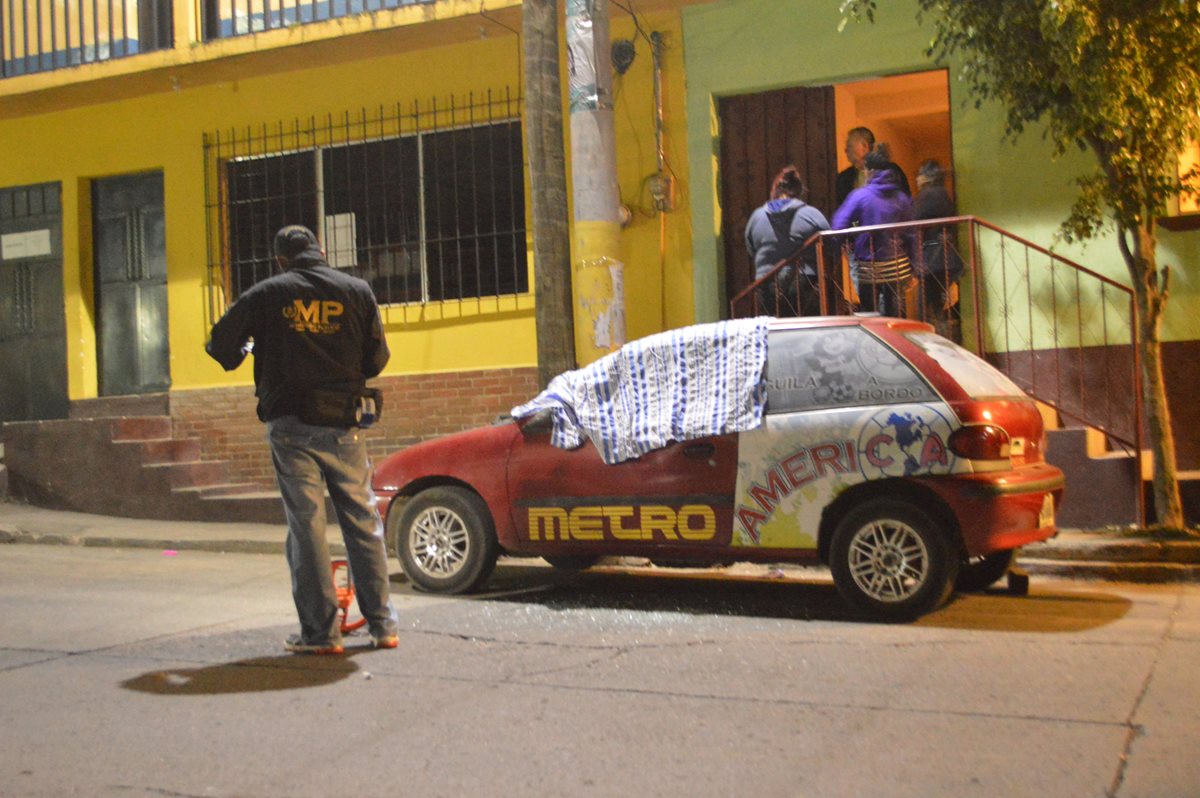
[681,0,1199,344]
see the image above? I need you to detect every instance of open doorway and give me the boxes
[834,71,954,207]
[718,69,953,314]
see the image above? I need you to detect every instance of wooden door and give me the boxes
[718,86,837,314]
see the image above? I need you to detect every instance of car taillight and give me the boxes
[949,424,1011,461]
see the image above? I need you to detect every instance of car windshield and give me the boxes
[903,331,1025,399]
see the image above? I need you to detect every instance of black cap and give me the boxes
[273,225,319,261]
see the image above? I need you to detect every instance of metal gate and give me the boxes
[0,183,68,422]
[93,172,170,396]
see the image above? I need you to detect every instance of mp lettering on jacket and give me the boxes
[283,299,343,334]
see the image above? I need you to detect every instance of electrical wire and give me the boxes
[612,0,654,46]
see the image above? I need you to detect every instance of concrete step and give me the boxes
[183,483,270,498]
[192,492,286,524]
[1022,534,1200,563]
[115,437,202,464]
[109,416,174,441]
[143,460,231,490]
[1018,558,1200,583]
[1046,427,1139,527]
[0,414,275,522]
[1017,533,1200,583]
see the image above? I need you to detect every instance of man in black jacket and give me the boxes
[834,127,911,211]
[207,225,398,654]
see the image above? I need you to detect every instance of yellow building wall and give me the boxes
[0,9,694,399]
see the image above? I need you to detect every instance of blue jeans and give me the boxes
[267,416,399,646]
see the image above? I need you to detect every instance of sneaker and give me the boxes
[284,635,344,655]
[371,634,399,650]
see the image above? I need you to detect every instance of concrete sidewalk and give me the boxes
[0,500,322,555]
[1,499,1198,582]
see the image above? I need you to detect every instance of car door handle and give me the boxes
[683,442,715,459]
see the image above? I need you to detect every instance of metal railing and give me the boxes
[200,0,434,40]
[732,216,1142,514]
[1,0,172,76]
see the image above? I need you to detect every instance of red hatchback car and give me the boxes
[372,317,1064,620]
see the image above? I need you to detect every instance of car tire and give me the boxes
[393,486,498,594]
[956,549,1017,593]
[829,499,958,621]
[541,555,600,571]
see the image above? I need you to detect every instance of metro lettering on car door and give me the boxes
[506,427,739,554]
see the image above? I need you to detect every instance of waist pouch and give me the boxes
[299,384,384,428]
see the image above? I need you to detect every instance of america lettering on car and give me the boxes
[371,316,1065,621]
[733,402,962,548]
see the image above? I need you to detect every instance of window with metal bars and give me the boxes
[205,92,528,315]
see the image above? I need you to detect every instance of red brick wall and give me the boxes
[169,367,540,488]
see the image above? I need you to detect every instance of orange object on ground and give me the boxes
[331,559,367,633]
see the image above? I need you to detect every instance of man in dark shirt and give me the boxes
[207,225,399,655]
[834,126,911,211]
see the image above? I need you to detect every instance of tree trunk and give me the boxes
[523,0,576,388]
[1127,225,1185,529]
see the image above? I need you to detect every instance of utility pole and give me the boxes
[566,0,625,363]
[523,0,576,387]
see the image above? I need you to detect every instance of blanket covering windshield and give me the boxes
[511,318,770,464]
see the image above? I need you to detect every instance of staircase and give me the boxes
[1044,425,1140,528]
[1,395,286,523]
[1043,421,1200,527]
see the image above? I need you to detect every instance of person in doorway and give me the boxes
[912,159,963,340]
[206,225,399,655]
[835,126,910,211]
[745,165,831,317]
[832,144,914,317]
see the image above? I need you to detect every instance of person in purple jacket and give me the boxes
[831,144,914,317]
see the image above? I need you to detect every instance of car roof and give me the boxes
[766,315,935,335]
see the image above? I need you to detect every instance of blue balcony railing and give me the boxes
[1,0,172,77]
[0,0,439,77]
[200,0,435,41]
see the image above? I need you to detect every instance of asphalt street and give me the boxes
[1,545,1198,798]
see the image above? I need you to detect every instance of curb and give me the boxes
[1017,535,1200,583]
[3,521,1197,584]
[1024,540,1200,564]
[1018,558,1200,583]
[0,526,347,557]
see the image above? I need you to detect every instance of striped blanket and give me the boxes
[511,318,770,464]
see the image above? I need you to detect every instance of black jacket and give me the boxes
[206,247,390,421]
[913,184,956,221]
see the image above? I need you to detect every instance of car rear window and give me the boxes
[766,327,937,414]
[903,331,1026,398]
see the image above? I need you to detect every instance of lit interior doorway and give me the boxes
[834,71,954,208]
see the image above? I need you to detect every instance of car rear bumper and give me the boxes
[918,462,1066,556]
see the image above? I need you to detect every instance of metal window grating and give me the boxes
[202,88,529,326]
